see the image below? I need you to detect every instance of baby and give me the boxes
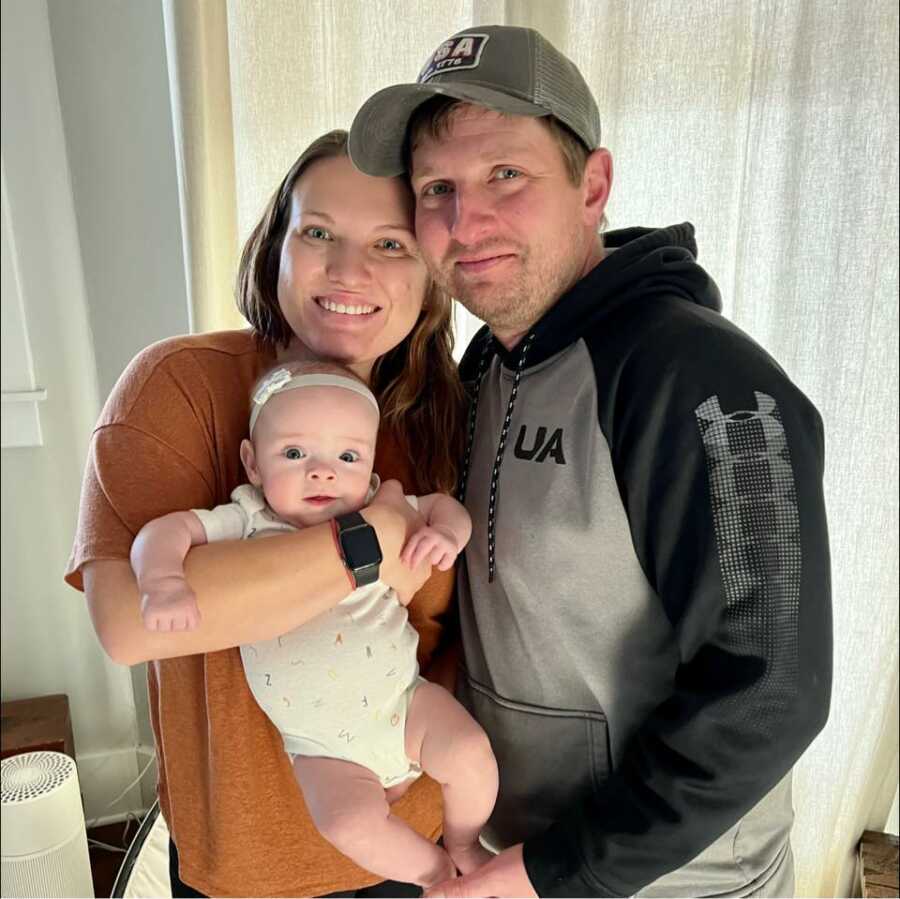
[130,361,498,889]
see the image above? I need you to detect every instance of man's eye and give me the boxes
[339,451,360,463]
[495,167,523,181]
[304,226,332,241]
[284,447,305,460]
[377,238,404,251]
[422,182,451,198]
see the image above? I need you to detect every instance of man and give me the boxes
[348,25,831,898]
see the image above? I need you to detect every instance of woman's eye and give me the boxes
[284,447,305,460]
[495,167,523,181]
[377,238,404,252]
[422,182,451,198]
[338,450,360,463]
[304,226,332,241]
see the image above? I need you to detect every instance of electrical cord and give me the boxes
[84,753,157,832]
[87,811,140,853]
[87,838,127,854]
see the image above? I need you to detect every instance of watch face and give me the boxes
[341,526,383,570]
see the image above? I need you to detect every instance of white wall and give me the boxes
[46,0,192,772]
[46,0,190,400]
[1,0,189,822]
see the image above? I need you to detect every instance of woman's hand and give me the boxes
[364,479,432,605]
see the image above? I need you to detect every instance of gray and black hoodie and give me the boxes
[454,223,832,897]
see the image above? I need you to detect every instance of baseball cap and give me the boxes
[348,25,601,177]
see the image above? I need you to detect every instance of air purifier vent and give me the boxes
[2,751,93,896]
[1,752,75,803]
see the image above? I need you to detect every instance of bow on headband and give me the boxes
[249,367,380,435]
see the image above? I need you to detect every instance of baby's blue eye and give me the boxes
[284,447,305,460]
[339,450,360,463]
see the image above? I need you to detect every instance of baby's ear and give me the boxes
[240,438,263,487]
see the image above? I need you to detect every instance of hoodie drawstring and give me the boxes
[457,339,494,505]
[458,332,536,583]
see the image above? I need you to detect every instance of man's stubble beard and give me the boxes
[431,230,588,339]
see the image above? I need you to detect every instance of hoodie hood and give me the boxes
[476,222,722,373]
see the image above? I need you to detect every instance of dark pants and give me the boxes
[168,839,420,898]
[168,840,207,898]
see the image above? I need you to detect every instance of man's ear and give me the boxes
[581,147,613,229]
[240,438,263,487]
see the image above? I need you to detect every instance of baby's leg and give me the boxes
[291,754,455,889]
[405,682,499,875]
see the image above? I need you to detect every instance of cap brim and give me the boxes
[348,82,548,178]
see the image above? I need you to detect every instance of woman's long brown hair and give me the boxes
[236,129,465,495]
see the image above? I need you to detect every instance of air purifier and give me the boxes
[1,751,94,897]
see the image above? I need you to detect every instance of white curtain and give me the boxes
[164,2,900,895]
[162,0,241,333]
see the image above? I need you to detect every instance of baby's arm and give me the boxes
[130,512,209,632]
[400,494,472,572]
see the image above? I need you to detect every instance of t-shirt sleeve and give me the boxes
[65,347,230,592]
[65,424,219,591]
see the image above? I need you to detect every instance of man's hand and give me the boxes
[424,844,537,898]
[365,479,431,606]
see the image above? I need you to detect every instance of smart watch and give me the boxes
[333,511,383,588]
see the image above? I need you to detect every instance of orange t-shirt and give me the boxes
[65,330,454,897]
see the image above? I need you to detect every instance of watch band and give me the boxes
[331,519,357,590]
[351,560,381,588]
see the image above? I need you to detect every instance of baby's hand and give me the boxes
[400,525,460,572]
[140,576,201,632]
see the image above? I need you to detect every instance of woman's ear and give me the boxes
[240,438,263,487]
[582,147,613,230]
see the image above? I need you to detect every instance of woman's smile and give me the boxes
[313,294,382,319]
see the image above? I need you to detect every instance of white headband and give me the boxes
[249,368,379,435]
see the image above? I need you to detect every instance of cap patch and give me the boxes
[418,34,490,83]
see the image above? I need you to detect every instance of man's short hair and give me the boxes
[405,96,607,231]
[406,96,590,187]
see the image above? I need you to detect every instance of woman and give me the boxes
[65,130,466,897]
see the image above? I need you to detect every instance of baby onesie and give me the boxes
[193,479,423,787]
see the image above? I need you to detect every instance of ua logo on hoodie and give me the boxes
[513,425,567,464]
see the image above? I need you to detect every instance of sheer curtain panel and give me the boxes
[163,2,900,895]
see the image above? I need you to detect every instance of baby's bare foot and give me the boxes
[446,841,493,876]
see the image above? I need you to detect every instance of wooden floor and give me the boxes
[87,820,135,898]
